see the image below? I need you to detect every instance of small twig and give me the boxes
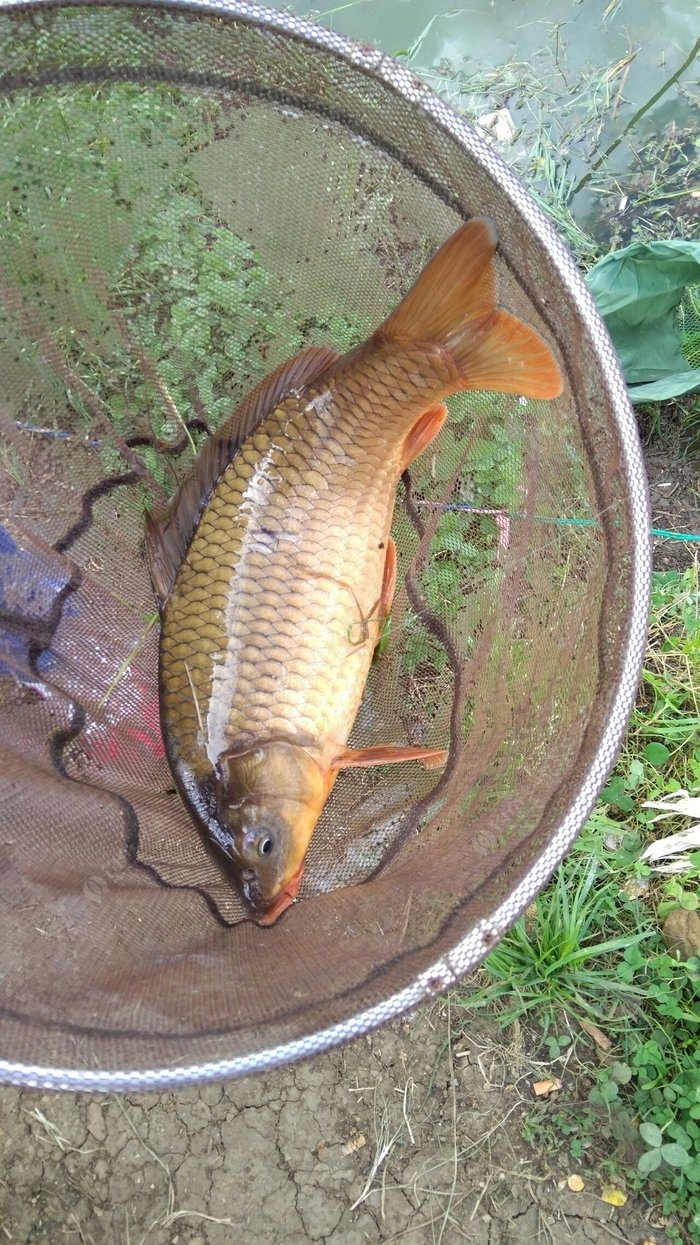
[468,1172,492,1223]
[85,265,197,458]
[398,1080,415,1146]
[158,1210,234,1229]
[350,1090,405,1214]
[116,1100,174,1244]
[397,890,414,948]
[97,613,158,710]
[26,1108,99,1156]
[133,344,197,456]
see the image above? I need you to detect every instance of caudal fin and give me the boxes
[378,219,562,400]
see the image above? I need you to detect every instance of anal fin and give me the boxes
[400,404,448,471]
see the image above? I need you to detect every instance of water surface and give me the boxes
[290,0,698,244]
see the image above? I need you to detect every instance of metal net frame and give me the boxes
[0,0,651,1090]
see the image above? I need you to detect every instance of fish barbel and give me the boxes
[146,219,562,924]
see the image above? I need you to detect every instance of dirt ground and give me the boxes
[645,419,700,572]
[0,1008,672,1245]
[2,428,692,1245]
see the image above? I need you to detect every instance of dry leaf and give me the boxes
[662,909,700,961]
[580,1019,612,1052]
[342,1132,366,1155]
[533,1077,562,1097]
[567,1174,585,1192]
[643,792,700,820]
[641,824,700,873]
[600,1184,627,1207]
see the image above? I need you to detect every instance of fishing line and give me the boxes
[416,502,700,543]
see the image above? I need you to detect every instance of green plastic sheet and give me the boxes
[586,240,700,403]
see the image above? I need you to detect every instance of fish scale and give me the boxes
[161,379,405,763]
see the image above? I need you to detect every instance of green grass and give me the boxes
[454,562,700,1243]
[455,853,656,1033]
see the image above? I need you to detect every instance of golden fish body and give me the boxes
[162,345,443,772]
[148,219,562,922]
[159,345,448,915]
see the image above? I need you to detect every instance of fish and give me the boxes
[145,218,562,925]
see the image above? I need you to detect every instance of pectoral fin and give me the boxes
[330,745,448,771]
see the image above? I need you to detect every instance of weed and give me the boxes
[0,442,26,487]
[607,564,700,807]
[455,854,654,1036]
[625,951,700,1241]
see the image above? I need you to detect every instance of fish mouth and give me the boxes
[252,862,305,927]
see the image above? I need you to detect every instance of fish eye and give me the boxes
[257,833,274,857]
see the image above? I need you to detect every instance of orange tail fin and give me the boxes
[378,219,562,400]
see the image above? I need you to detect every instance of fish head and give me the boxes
[215,740,330,924]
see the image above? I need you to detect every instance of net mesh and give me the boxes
[0,0,651,1089]
[679,286,700,370]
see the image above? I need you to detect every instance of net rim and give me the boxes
[0,0,652,1091]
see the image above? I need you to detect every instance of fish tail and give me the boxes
[377,219,562,400]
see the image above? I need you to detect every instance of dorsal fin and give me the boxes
[145,344,340,606]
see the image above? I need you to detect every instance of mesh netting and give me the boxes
[0,0,651,1090]
[680,286,700,370]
